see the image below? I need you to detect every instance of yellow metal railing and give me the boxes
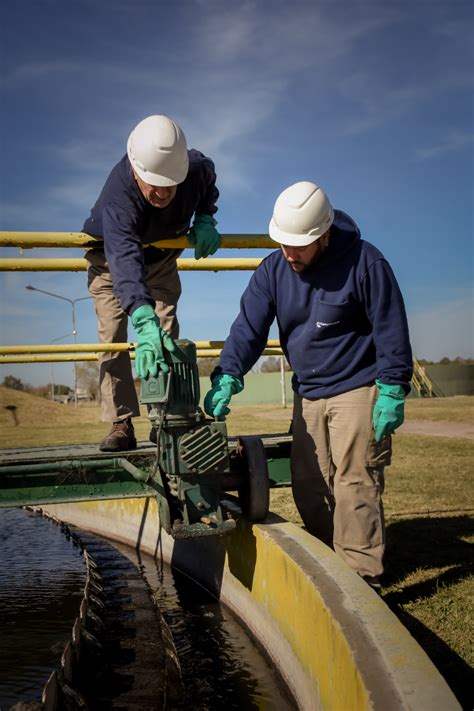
[0,231,277,365]
[0,257,263,272]
[0,232,272,272]
[2,345,431,400]
[0,232,273,249]
[412,357,442,397]
[0,341,283,363]
[1,231,427,396]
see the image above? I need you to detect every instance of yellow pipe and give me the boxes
[196,348,283,358]
[0,343,135,354]
[0,340,280,355]
[0,354,102,363]
[0,257,263,272]
[0,348,283,364]
[0,232,274,250]
[0,258,88,271]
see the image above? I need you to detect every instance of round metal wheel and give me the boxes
[237,436,270,522]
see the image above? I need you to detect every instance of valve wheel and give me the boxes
[236,436,270,522]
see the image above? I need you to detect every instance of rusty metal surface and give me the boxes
[0,434,292,465]
[0,442,157,465]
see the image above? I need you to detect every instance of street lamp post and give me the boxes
[49,332,77,401]
[25,286,92,407]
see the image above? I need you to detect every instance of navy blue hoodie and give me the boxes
[83,150,218,315]
[214,211,412,398]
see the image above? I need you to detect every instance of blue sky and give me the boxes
[1,0,473,387]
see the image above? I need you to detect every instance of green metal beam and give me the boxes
[0,481,161,507]
[0,436,292,508]
[0,474,163,507]
[0,457,164,507]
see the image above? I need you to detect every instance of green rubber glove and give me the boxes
[188,214,221,259]
[204,373,244,418]
[131,304,176,379]
[373,380,406,442]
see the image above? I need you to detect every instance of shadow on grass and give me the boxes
[386,602,474,709]
[384,515,474,709]
[384,515,473,591]
[392,606,473,710]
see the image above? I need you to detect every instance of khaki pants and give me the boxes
[86,249,182,422]
[291,385,391,578]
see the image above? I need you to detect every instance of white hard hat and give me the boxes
[127,115,189,187]
[269,181,334,247]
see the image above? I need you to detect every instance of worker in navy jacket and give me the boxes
[83,115,219,452]
[204,181,412,589]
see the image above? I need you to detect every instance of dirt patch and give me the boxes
[250,409,474,439]
[399,420,474,439]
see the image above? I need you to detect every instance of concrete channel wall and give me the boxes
[39,497,460,711]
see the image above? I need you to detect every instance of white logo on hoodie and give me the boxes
[316,320,340,328]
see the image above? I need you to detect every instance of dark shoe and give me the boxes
[361,575,382,594]
[99,418,137,452]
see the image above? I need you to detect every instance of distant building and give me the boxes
[76,387,93,402]
[53,394,70,404]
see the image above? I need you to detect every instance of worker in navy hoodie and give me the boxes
[83,115,219,452]
[204,181,412,589]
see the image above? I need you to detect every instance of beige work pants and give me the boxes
[291,385,391,579]
[86,249,182,422]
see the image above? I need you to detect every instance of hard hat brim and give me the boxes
[131,164,182,187]
[268,218,325,247]
[127,137,189,187]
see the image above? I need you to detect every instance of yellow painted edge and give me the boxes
[38,498,460,711]
[225,519,370,711]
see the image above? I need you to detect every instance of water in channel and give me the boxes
[0,507,85,707]
[0,508,295,710]
[116,541,296,710]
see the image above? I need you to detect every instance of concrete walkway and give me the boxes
[399,420,474,439]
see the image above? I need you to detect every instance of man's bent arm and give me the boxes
[194,154,219,218]
[362,259,413,391]
[213,266,276,381]
[102,202,154,316]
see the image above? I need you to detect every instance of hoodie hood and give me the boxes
[323,209,361,260]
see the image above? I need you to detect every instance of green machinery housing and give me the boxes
[0,340,292,538]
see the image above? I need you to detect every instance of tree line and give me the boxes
[1,363,101,400]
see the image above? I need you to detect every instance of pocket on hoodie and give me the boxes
[315,300,351,333]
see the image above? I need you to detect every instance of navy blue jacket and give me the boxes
[83,150,218,315]
[214,211,412,398]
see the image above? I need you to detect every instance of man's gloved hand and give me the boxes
[204,373,244,418]
[373,380,406,442]
[188,214,221,259]
[131,304,176,379]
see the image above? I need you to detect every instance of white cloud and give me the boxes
[193,1,398,70]
[415,132,474,161]
[337,68,474,136]
[3,1,473,241]
[2,60,84,85]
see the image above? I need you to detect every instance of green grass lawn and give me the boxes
[405,394,474,423]
[1,388,473,706]
[226,399,474,708]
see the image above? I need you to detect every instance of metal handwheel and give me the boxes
[236,436,270,522]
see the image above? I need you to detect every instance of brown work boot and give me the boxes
[361,575,382,595]
[99,418,137,452]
